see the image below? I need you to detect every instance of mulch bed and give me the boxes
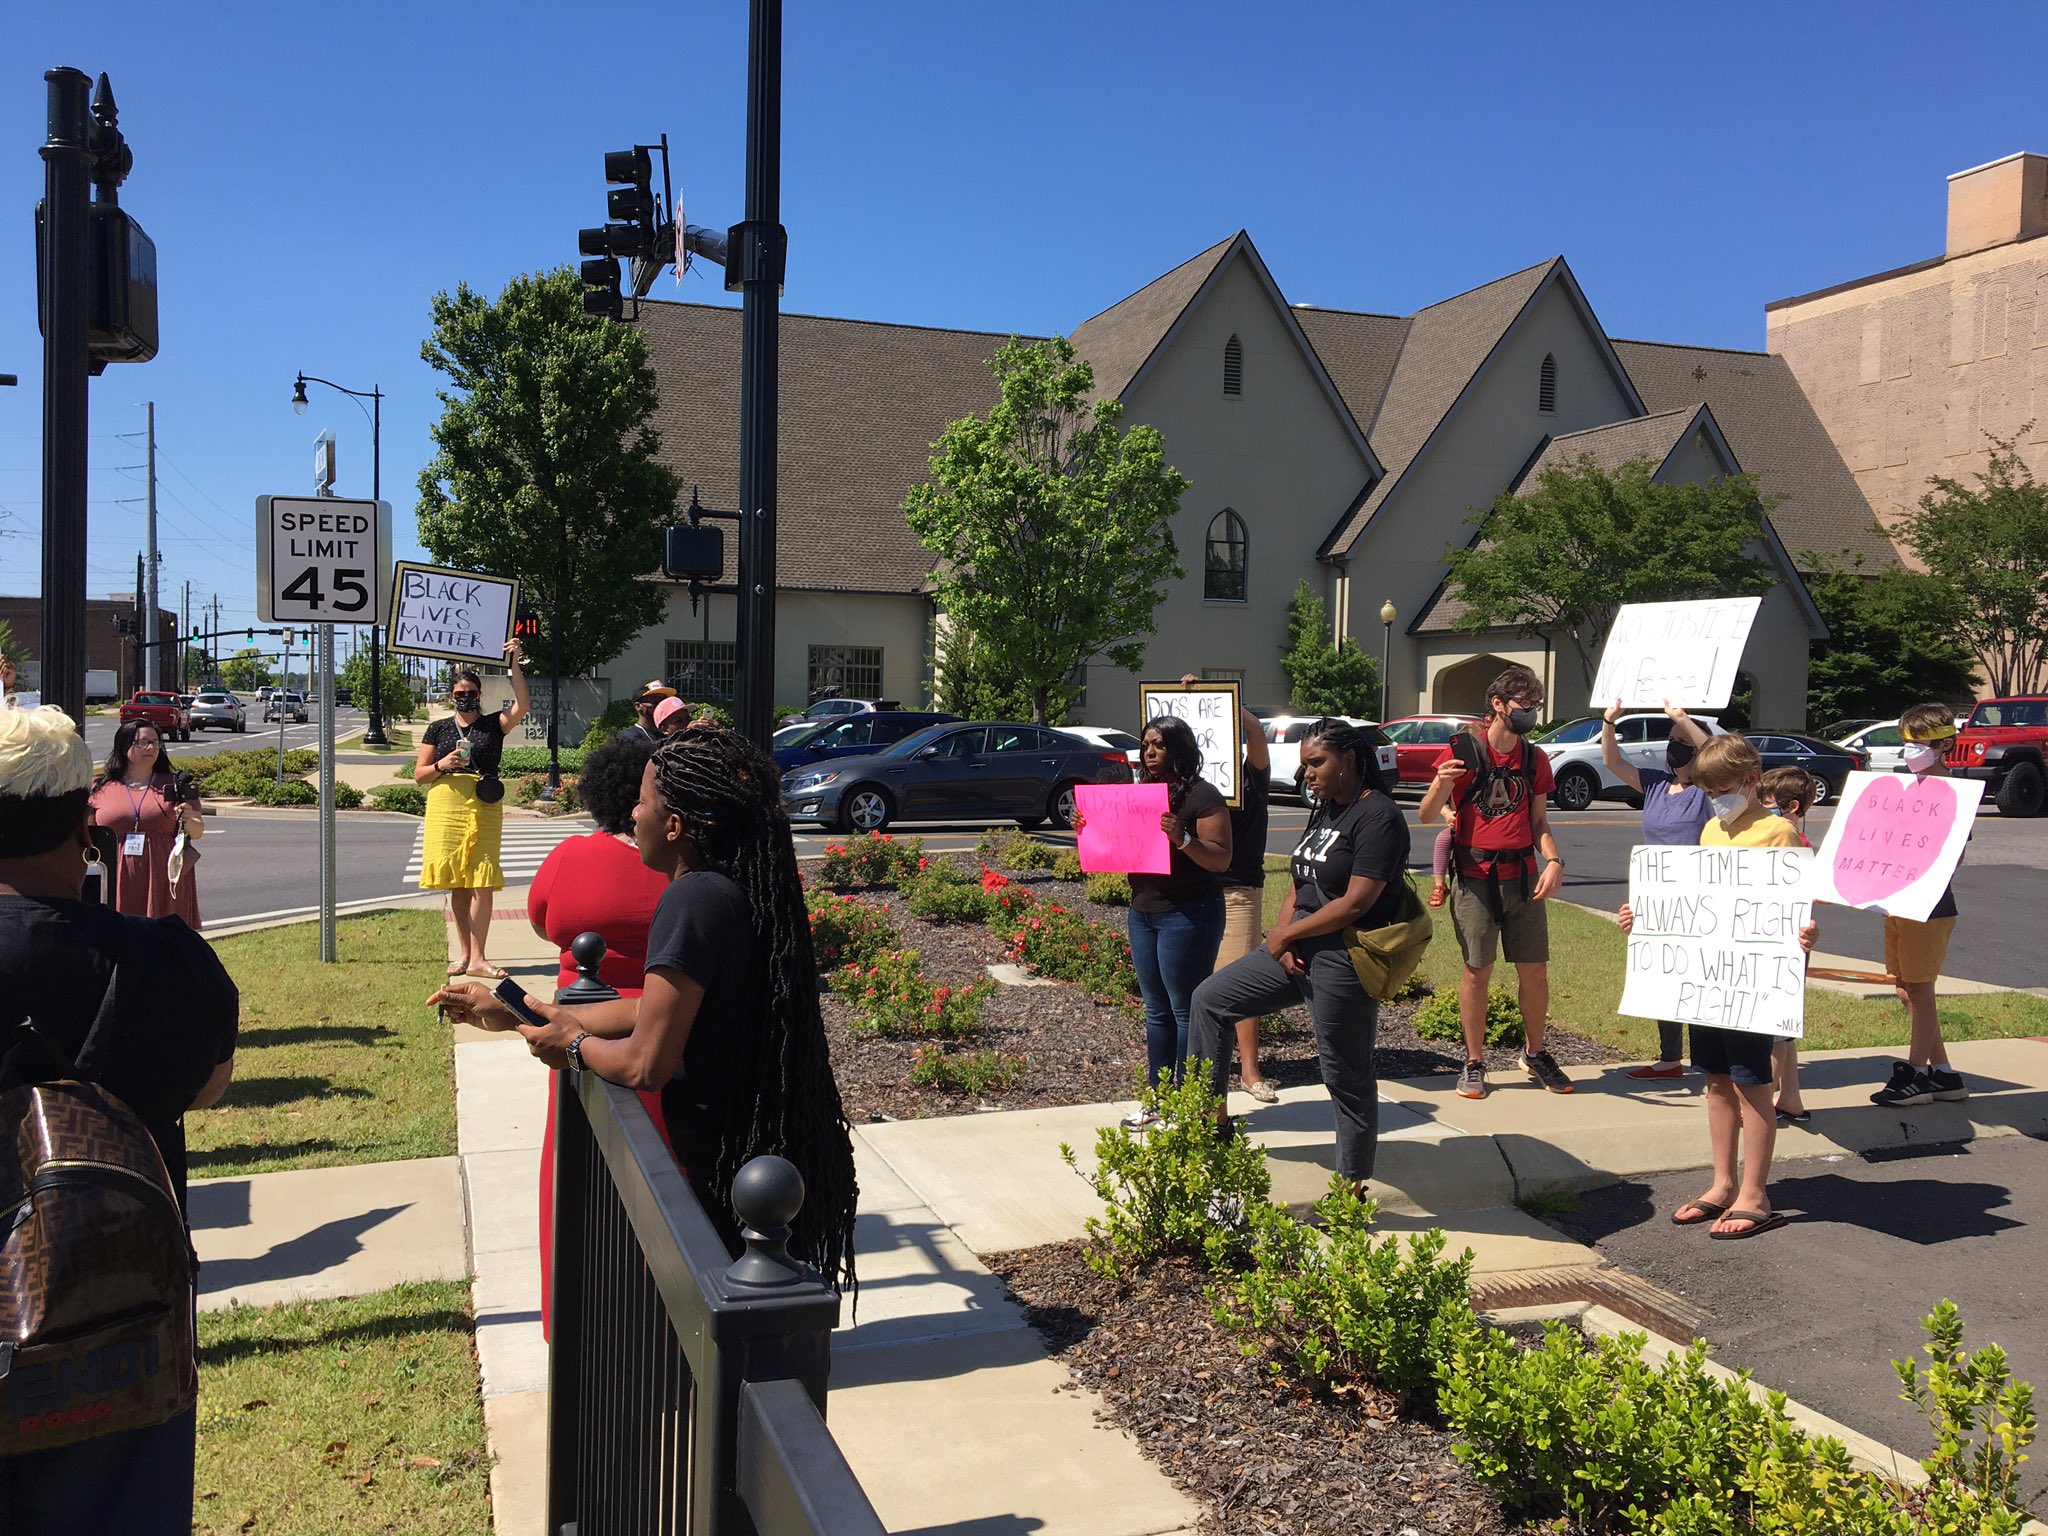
[987,1242,1522,1535]
[818,853,1620,1122]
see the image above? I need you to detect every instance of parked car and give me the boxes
[1746,731,1864,804]
[1378,715,1487,788]
[1832,719,1908,773]
[264,691,308,724]
[1815,717,1883,743]
[1263,715,1399,800]
[781,721,1133,832]
[1947,695,2048,817]
[1534,712,1727,811]
[799,696,902,722]
[188,690,248,733]
[1058,724,1144,770]
[256,685,274,702]
[119,690,189,742]
[771,710,959,772]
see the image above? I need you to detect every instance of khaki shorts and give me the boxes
[1218,883,1263,965]
[1884,914,1956,985]
[1449,876,1548,968]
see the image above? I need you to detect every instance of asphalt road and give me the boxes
[1540,1133,2048,1456]
[84,704,368,762]
[189,808,428,926]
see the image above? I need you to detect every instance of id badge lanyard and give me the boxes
[120,782,151,859]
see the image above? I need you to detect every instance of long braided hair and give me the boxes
[1140,715,1206,817]
[649,724,858,1293]
[1300,717,1392,807]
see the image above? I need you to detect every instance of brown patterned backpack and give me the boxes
[0,961,198,1455]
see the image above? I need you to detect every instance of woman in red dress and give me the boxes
[526,732,669,1334]
[89,721,205,927]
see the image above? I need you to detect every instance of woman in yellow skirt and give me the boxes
[415,638,530,976]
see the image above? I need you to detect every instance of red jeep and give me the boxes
[119,690,189,742]
[1946,695,2047,817]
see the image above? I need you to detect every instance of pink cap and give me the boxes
[652,697,687,729]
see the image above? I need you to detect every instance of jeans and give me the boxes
[1189,937,1381,1181]
[1128,895,1226,1090]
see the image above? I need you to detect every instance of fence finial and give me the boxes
[725,1154,807,1289]
[560,932,621,1004]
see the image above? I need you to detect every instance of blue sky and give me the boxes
[3,1,2043,640]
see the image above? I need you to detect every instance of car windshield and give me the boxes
[1380,721,1421,742]
[879,724,957,757]
[1969,700,2048,729]
[775,722,827,749]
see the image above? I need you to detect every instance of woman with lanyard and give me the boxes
[415,639,530,977]
[89,720,206,925]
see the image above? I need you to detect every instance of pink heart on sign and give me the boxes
[1829,775,1959,908]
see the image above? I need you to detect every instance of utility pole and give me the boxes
[144,401,160,688]
[181,579,191,686]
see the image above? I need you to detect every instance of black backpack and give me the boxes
[1448,730,1539,916]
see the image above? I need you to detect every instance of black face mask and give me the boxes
[1666,739,1697,772]
[1505,706,1539,736]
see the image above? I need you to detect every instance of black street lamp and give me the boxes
[292,371,388,746]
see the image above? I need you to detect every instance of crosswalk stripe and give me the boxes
[403,818,596,883]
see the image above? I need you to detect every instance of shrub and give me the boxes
[250,778,318,807]
[816,831,926,888]
[1051,848,1084,882]
[805,890,898,972]
[1082,871,1131,907]
[579,698,638,749]
[499,746,586,776]
[902,862,999,924]
[334,781,363,809]
[836,950,992,1039]
[1215,1176,1476,1408]
[993,899,1136,1007]
[909,1045,1024,1095]
[1413,982,1523,1048]
[987,828,1055,871]
[368,783,426,816]
[1061,1069,1274,1277]
[1896,1298,2039,1517]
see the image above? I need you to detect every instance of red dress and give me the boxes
[89,773,203,928]
[528,833,672,1337]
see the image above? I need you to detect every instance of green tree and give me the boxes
[1280,580,1382,717]
[220,648,272,693]
[181,644,214,690]
[338,646,419,723]
[1894,434,2048,696]
[932,620,1038,722]
[1442,455,1776,686]
[1803,554,1978,724]
[904,336,1189,725]
[0,617,24,672]
[415,268,680,678]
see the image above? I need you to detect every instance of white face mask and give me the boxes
[1707,790,1749,822]
[1902,743,1943,774]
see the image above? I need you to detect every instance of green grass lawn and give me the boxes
[195,1281,489,1536]
[1257,856,2048,1060]
[188,910,454,1177]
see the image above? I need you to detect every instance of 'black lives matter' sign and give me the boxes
[386,562,520,664]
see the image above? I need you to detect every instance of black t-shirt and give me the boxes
[1288,791,1410,929]
[424,713,506,776]
[1225,762,1271,889]
[0,895,239,1207]
[1129,778,1227,914]
[643,870,752,1137]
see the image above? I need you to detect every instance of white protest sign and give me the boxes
[1800,770,1983,922]
[1619,843,1812,1039]
[1138,680,1242,805]
[386,561,520,665]
[1588,596,1761,709]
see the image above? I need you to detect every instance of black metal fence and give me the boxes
[546,1066,886,1535]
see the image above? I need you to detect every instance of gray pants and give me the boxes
[1187,937,1380,1181]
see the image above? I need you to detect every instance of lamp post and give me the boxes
[293,372,388,745]
[1379,599,1397,723]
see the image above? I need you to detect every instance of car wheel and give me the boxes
[840,786,892,833]
[1048,780,1085,830]
[235,721,246,733]
[1808,775,1833,807]
[1995,760,2045,817]
[1553,766,1598,812]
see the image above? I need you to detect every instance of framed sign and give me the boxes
[1138,679,1243,805]
[386,562,520,665]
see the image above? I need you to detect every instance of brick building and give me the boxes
[0,594,183,700]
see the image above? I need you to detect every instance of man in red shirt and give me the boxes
[1417,664,1571,1100]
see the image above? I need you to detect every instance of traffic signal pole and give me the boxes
[39,68,93,728]
[734,0,784,747]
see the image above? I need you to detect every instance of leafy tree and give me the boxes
[338,645,420,722]
[1280,580,1381,717]
[1442,456,1776,687]
[220,648,272,693]
[932,620,1039,722]
[1803,554,1978,724]
[416,268,680,678]
[1894,434,2048,696]
[904,336,1189,725]
[0,617,24,672]
[181,644,214,690]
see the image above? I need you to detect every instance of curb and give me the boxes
[206,890,445,938]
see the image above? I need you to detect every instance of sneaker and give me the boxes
[1523,1049,1576,1095]
[1119,1109,1160,1131]
[1624,1062,1686,1081]
[1926,1066,1969,1102]
[1869,1062,1933,1108]
[1456,1060,1487,1099]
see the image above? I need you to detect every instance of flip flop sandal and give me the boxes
[1775,1107,1813,1124]
[1709,1209,1790,1241]
[465,965,510,980]
[1671,1199,1729,1227]
[446,961,467,978]
[1428,886,1448,909]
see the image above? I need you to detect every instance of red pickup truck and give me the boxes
[119,690,190,742]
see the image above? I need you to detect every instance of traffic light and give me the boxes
[578,147,656,261]
[245,629,254,643]
[513,607,542,642]
[580,255,622,321]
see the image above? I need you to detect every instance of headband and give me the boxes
[1901,721,1958,744]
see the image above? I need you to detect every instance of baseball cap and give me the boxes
[652,697,687,729]
[633,679,678,704]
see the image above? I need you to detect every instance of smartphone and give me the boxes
[492,976,551,1028]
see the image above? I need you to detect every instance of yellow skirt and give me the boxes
[420,776,505,891]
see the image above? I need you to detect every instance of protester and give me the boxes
[90,719,207,927]
[415,639,530,977]
[1601,699,1714,1082]
[1188,718,1409,1192]
[621,679,677,745]
[0,649,32,707]
[652,696,689,736]
[1619,733,1810,1239]
[0,702,239,1532]
[1757,764,1816,1122]
[1119,714,1232,1129]
[429,725,858,1288]
[1417,665,1571,1099]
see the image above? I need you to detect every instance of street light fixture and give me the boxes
[290,370,387,746]
[1379,599,1397,723]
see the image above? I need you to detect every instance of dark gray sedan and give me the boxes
[781,721,1134,833]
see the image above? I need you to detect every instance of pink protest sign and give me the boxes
[1075,783,1172,875]
[1802,770,1983,922]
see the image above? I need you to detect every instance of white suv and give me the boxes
[1535,712,1724,811]
[1264,715,1399,800]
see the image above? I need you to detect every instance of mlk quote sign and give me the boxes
[1620,844,1812,1038]
[1589,597,1761,709]
[386,562,520,664]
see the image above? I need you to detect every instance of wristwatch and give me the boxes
[565,1032,591,1073]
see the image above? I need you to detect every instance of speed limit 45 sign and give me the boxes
[255,496,393,624]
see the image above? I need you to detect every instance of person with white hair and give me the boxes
[0,703,239,1530]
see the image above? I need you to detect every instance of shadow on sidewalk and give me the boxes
[893,1519,1047,1535]
[198,1205,412,1297]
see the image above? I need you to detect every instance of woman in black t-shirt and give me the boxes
[1189,718,1410,1189]
[1121,715,1234,1129]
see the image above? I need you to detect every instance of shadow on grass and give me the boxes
[222,1076,373,1109]
[238,1023,394,1047]
[189,1138,345,1175]
[199,1305,475,1367]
